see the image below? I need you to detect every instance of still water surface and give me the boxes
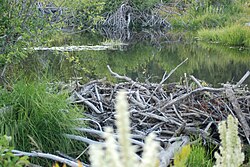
[8,33,250,87]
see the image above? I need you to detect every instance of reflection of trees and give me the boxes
[4,52,76,83]
[154,43,250,85]
[3,43,156,83]
[3,41,250,86]
[73,43,156,81]
[99,27,181,47]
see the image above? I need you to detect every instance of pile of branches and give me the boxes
[69,65,250,147]
[12,65,250,166]
[100,2,170,41]
[102,3,170,29]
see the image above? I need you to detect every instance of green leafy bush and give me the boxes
[47,0,105,28]
[104,0,160,12]
[0,135,29,167]
[0,0,60,63]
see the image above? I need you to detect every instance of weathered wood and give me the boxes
[66,68,250,149]
[25,44,127,52]
[225,86,250,144]
[50,67,250,166]
[12,150,83,167]
[159,136,189,167]
[160,87,224,110]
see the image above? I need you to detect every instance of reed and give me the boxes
[0,80,85,164]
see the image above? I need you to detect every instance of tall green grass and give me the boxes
[170,13,227,31]
[168,0,246,31]
[0,81,85,160]
[198,25,250,47]
[186,143,214,167]
[186,0,229,30]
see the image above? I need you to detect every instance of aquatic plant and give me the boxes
[89,90,160,167]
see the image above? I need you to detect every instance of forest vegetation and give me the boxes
[0,0,250,166]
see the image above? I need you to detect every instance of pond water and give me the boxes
[4,32,250,87]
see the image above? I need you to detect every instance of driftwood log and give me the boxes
[25,43,128,52]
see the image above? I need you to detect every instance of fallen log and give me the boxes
[25,43,128,52]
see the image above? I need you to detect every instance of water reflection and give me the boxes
[2,38,250,87]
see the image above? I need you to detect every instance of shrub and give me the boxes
[0,135,29,167]
[103,0,160,12]
[0,0,59,63]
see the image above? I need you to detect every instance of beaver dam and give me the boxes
[12,66,250,166]
[58,66,250,166]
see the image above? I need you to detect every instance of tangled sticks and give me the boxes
[69,66,250,147]
[13,67,250,166]
[101,3,170,40]
[103,3,169,29]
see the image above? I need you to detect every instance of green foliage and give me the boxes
[104,0,161,12]
[0,135,29,167]
[72,0,105,27]
[170,13,227,30]
[173,143,214,167]
[0,0,60,63]
[198,25,250,47]
[0,81,85,162]
[102,0,122,12]
[48,0,105,28]
[130,0,161,10]
[186,143,213,167]
[168,0,246,31]
[174,145,191,167]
